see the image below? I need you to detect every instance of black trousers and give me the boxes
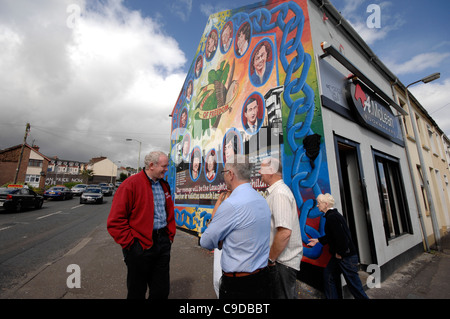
[269,263,298,299]
[219,267,271,299]
[122,230,172,299]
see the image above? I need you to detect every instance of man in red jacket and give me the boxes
[107,151,176,299]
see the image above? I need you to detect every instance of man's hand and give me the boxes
[308,238,319,247]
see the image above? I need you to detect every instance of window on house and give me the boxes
[399,100,410,136]
[436,134,444,158]
[401,116,409,136]
[447,145,450,163]
[415,114,421,134]
[58,166,67,173]
[374,150,413,241]
[416,165,430,215]
[69,167,79,174]
[28,159,43,167]
[25,174,40,184]
[427,125,437,154]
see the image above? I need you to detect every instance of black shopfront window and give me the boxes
[373,150,413,242]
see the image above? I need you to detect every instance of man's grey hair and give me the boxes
[226,154,251,181]
[261,157,282,175]
[144,151,167,169]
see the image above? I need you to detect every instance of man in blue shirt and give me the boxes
[200,155,271,299]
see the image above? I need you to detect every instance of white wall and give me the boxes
[307,0,422,266]
[91,159,118,177]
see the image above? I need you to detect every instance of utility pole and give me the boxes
[13,123,31,184]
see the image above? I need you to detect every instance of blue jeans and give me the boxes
[323,254,369,299]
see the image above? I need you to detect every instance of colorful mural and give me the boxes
[169,0,331,267]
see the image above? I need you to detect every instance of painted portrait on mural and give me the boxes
[169,0,331,268]
[185,80,193,102]
[189,147,202,182]
[220,21,233,53]
[205,29,218,61]
[222,128,243,164]
[194,55,203,79]
[235,22,251,57]
[242,93,265,135]
[204,149,218,182]
[250,40,274,87]
[179,108,188,130]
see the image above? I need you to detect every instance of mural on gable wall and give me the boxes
[169,0,331,267]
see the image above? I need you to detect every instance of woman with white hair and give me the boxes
[308,193,369,299]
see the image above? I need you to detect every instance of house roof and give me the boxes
[89,156,108,164]
[0,144,51,161]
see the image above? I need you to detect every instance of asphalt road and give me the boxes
[0,194,112,296]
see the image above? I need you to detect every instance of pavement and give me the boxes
[364,234,450,299]
[1,221,450,300]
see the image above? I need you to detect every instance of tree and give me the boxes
[81,169,94,182]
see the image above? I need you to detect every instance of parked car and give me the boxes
[71,184,87,196]
[0,187,44,212]
[80,187,103,204]
[100,186,113,196]
[43,186,74,200]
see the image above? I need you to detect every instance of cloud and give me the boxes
[349,20,389,45]
[199,2,231,17]
[338,0,364,18]
[0,0,186,167]
[171,0,193,22]
[385,52,450,75]
[432,40,450,51]
[409,78,450,136]
[338,0,404,45]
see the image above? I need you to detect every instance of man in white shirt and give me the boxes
[260,157,303,299]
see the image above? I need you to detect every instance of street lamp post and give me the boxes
[126,139,142,173]
[111,160,120,184]
[404,72,441,251]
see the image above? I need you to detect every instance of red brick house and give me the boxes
[0,144,50,189]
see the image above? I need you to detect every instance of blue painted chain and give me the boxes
[239,1,327,259]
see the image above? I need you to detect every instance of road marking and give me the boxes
[36,211,62,220]
[64,237,92,256]
[71,204,84,210]
[0,226,13,232]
